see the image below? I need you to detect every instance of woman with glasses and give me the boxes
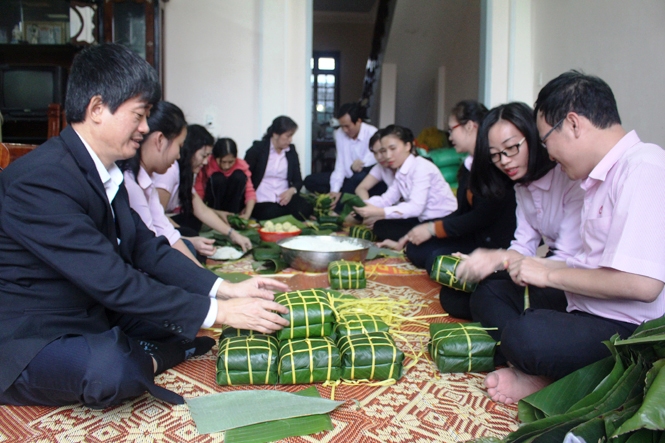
[454,102,584,350]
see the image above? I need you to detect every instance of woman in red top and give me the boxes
[194,138,256,220]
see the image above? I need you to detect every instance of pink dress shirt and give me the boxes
[124,167,181,246]
[255,143,290,203]
[509,164,584,260]
[368,163,395,187]
[565,131,665,324]
[365,154,457,222]
[329,122,378,193]
[151,162,182,213]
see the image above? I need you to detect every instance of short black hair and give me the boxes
[65,43,161,124]
[368,130,381,151]
[336,102,364,123]
[263,116,298,140]
[119,101,187,181]
[534,70,621,129]
[470,102,555,199]
[450,100,488,125]
[212,138,238,159]
[178,124,214,216]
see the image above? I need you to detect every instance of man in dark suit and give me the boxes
[0,43,289,408]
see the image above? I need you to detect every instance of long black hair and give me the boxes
[118,101,187,180]
[212,137,238,159]
[178,124,214,216]
[262,116,298,141]
[470,102,555,199]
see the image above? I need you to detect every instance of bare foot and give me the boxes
[484,367,551,404]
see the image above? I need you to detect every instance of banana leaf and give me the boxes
[429,322,496,373]
[430,255,478,292]
[251,258,288,274]
[259,215,306,230]
[224,386,334,443]
[201,227,260,247]
[518,356,617,423]
[227,214,250,230]
[318,222,342,232]
[317,215,340,225]
[207,271,253,283]
[328,260,366,289]
[252,242,281,260]
[340,193,366,208]
[612,359,665,436]
[219,327,266,340]
[311,193,333,218]
[275,289,335,341]
[366,245,402,260]
[278,337,342,384]
[335,312,390,337]
[250,242,287,274]
[338,332,404,381]
[216,335,279,386]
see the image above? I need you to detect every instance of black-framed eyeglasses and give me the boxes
[540,118,565,148]
[490,137,526,163]
[445,123,462,137]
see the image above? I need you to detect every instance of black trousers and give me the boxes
[0,316,184,408]
[372,217,421,242]
[252,194,313,221]
[468,278,637,377]
[204,170,247,214]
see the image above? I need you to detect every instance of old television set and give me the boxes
[0,65,67,120]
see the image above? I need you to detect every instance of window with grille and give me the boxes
[311,51,340,142]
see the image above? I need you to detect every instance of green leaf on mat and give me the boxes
[224,387,333,443]
[252,258,288,274]
[366,245,402,260]
[185,389,344,435]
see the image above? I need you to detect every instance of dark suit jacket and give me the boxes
[440,166,517,249]
[0,126,217,393]
[244,139,303,192]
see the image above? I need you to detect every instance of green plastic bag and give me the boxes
[278,337,342,384]
[429,322,496,373]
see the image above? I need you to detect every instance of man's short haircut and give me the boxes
[65,43,161,124]
[534,70,621,129]
[336,102,364,123]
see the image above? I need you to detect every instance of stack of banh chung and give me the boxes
[216,289,404,386]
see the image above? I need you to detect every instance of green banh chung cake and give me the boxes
[328,260,366,290]
[429,322,496,373]
[217,335,279,386]
[430,255,478,292]
[337,332,404,381]
[349,225,377,242]
[274,289,335,341]
[216,289,405,386]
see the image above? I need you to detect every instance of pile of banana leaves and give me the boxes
[472,315,665,442]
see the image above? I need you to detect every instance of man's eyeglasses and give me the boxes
[490,137,526,163]
[540,118,565,148]
[445,123,462,136]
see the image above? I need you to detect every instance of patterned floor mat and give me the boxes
[0,256,519,443]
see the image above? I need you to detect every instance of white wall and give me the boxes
[531,0,665,145]
[162,0,312,170]
[382,0,481,135]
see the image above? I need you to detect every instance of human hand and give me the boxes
[377,238,402,251]
[189,236,216,256]
[353,204,383,219]
[351,159,364,173]
[455,249,510,282]
[216,210,229,223]
[216,276,290,300]
[508,257,553,287]
[278,188,296,206]
[215,298,289,334]
[230,231,252,252]
[239,211,250,220]
[405,223,432,245]
[329,192,341,208]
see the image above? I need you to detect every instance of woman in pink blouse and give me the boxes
[119,101,214,265]
[455,102,585,356]
[354,125,457,241]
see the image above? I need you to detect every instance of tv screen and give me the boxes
[1,66,65,117]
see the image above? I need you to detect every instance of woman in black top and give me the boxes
[244,116,313,221]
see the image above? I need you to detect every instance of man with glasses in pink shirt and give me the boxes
[484,70,665,405]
